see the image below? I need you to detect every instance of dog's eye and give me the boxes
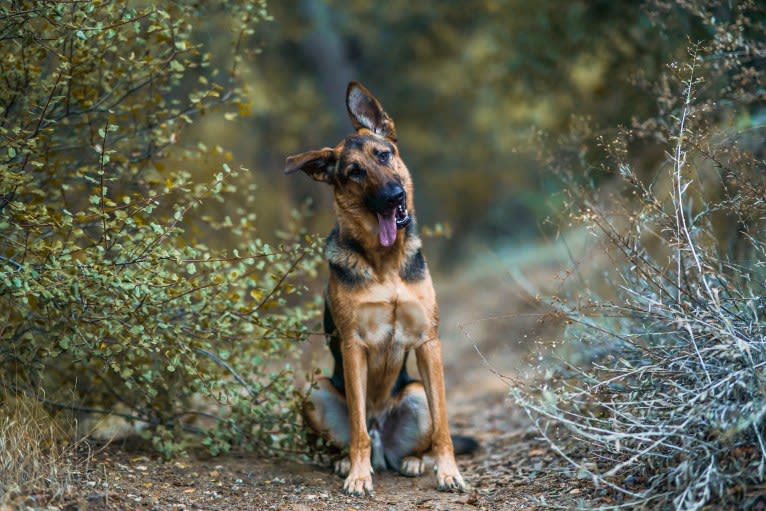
[377,151,391,165]
[348,163,367,180]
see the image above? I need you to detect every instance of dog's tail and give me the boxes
[451,434,480,455]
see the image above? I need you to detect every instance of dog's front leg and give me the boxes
[416,337,467,492]
[341,338,373,496]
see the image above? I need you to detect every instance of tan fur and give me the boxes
[288,82,468,496]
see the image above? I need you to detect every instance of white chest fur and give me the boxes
[353,283,430,351]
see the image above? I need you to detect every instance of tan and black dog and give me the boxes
[285,82,477,496]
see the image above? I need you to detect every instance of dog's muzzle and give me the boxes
[372,183,411,247]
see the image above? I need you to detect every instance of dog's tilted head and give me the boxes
[284,82,413,248]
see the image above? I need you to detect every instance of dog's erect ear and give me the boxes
[346,81,397,141]
[284,148,337,182]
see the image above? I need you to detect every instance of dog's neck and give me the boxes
[338,213,414,270]
[326,218,425,285]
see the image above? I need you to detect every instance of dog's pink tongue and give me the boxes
[377,211,397,247]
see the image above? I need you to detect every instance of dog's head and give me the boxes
[285,82,412,248]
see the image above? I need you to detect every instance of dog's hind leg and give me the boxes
[381,381,433,476]
[303,378,350,454]
[303,378,356,476]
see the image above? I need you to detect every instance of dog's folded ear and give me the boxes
[346,81,397,141]
[284,147,338,182]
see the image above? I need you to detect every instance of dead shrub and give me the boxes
[511,2,766,508]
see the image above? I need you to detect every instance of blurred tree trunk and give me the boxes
[299,0,355,138]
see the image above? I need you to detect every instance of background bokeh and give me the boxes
[189,0,696,263]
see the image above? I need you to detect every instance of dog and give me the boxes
[285,82,477,496]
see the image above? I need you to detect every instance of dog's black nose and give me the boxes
[383,183,405,206]
[367,182,406,215]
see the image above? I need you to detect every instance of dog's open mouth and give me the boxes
[376,203,411,247]
[395,203,411,229]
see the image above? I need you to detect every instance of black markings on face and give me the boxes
[338,135,397,183]
[347,162,367,180]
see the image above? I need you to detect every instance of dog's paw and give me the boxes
[434,456,468,492]
[400,456,426,477]
[334,457,351,477]
[343,467,374,497]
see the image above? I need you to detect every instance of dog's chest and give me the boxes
[354,282,430,351]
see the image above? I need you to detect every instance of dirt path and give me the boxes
[19,242,607,510]
[66,400,588,511]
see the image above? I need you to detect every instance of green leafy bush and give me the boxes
[0,1,320,458]
[513,1,766,508]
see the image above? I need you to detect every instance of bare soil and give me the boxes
[6,242,614,510]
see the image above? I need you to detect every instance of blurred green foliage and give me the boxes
[219,0,687,254]
[0,1,321,457]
